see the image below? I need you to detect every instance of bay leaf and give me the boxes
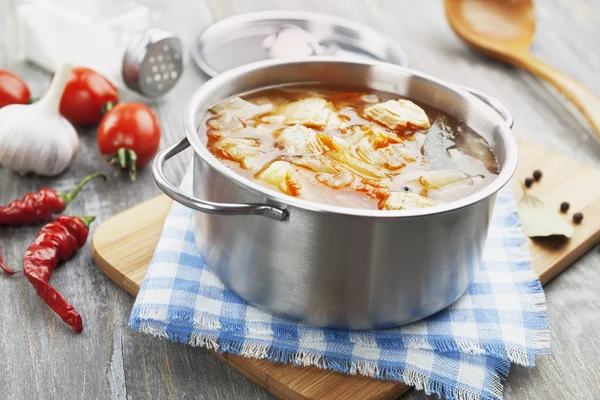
[517,187,574,238]
[422,115,456,170]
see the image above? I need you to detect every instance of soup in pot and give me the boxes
[200,85,498,210]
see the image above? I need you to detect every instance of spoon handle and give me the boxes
[518,55,600,138]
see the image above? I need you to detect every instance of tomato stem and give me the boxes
[105,148,138,181]
[101,101,116,115]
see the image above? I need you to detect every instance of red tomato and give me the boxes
[60,67,118,126]
[97,102,161,180]
[0,70,31,108]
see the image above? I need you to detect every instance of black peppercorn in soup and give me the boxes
[200,85,499,210]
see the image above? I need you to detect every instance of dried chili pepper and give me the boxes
[24,215,95,332]
[0,173,105,226]
[0,248,17,276]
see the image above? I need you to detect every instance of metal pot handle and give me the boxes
[455,86,515,129]
[152,137,289,221]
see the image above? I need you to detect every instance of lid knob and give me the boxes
[262,25,324,59]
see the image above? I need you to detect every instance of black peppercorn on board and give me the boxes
[92,137,600,400]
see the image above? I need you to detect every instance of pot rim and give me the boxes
[184,58,518,218]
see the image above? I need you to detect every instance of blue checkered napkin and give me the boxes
[130,168,549,400]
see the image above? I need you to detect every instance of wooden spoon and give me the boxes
[445,0,600,137]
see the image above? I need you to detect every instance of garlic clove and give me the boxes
[0,62,79,176]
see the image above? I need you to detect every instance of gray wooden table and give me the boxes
[2,1,599,399]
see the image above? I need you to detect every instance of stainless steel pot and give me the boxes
[152,58,518,329]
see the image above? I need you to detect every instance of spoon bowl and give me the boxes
[445,0,600,139]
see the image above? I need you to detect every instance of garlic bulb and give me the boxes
[0,62,78,176]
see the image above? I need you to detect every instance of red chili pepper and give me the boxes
[0,173,105,226]
[24,215,95,332]
[0,248,17,276]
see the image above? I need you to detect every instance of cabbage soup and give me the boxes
[200,85,498,211]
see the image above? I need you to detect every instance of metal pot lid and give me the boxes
[192,11,408,77]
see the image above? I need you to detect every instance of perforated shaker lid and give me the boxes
[122,28,184,97]
[191,11,408,77]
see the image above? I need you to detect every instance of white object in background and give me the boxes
[18,0,148,81]
[17,0,183,98]
[0,0,19,68]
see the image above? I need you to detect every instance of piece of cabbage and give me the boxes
[380,192,435,210]
[419,170,469,189]
[255,160,302,196]
[256,115,287,125]
[379,144,417,169]
[207,113,246,132]
[317,134,351,152]
[285,155,338,173]
[211,97,273,119]
[281,98,342,129]
[275,124,323,155]
[327,151,387,179]
[354,139,416,171]
[214,137,262,170]
[316,170,355,189]
[362,125,403,148]
[361,94,380,103]
[356,137,384,165]
[365,99,431,131]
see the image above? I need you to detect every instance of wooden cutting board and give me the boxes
[92,138,600,400]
